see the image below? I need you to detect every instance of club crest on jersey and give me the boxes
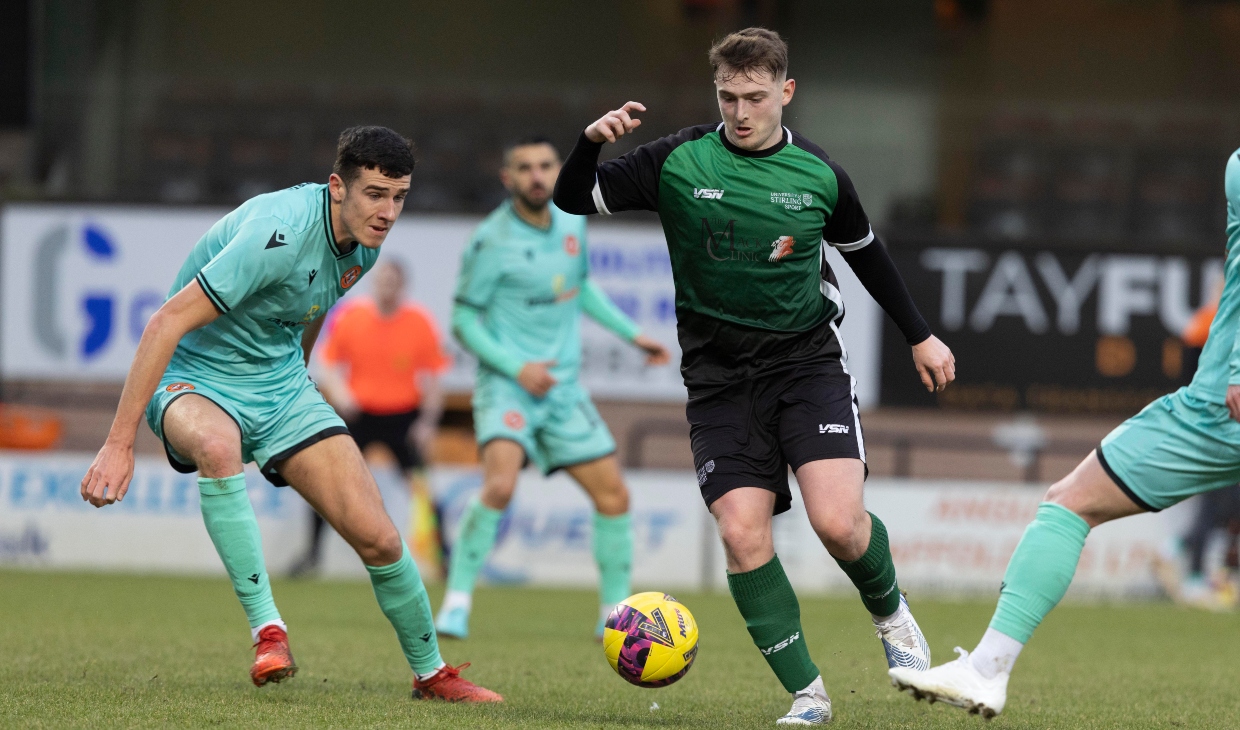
[693,188,724,200]
[165,382,195,392]
[503,410,526,430]
[768,236,795,262]
[340,265,362,289]
[564,234,580,256]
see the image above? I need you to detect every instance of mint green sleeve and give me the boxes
[452,303,524,379]
[196,216,296,313]
[580,279,641,342]
[1225,153,1240,385]
[452,233,524,379]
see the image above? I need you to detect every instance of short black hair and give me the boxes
[502,135,559,165]
[333,126,415,184]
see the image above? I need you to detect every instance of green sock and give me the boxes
[834,512,901,618]
[367,542,443,675]
[989,502,1090,643]
[727,555,819,693]
[593,512,632,609]
[445,496,503,595]
[197,475,281,629]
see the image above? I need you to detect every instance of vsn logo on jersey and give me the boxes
[693,188,724,200]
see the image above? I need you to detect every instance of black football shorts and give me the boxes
[686,360,866,516]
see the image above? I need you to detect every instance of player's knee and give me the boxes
[717,520,770,569]
[593,480,629,515]
[357,526,404,566]
[193,433,242,476]
[810,509,868,561]
[480,474,517,510]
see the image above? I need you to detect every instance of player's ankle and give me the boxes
[441,589,472,614]
[251,619,287,643]
[415,661,446,682]
[970,628,1023,679]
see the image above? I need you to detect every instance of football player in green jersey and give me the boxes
[555,29,955,725]
[437,137,670,641]
[79,126,501,703]
[888,150,1240,718]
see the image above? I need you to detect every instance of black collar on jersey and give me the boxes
[321,187,357,259]
[715,122,791,159]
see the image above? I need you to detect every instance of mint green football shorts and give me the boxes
[1097,387,1240,512]
[472,373,616,474]
[145,363,348,486]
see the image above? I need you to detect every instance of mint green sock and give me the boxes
[367,542,443,675]
[834,512,901,617]
[727,555,819,693]
[445,496,503,595]
[990,502,1091,643]
[593,512,632,609]
[198,475,281,629]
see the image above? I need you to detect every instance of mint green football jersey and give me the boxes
[168,183,379,377]
[1186,149,1240,406]
[454,201,590,383]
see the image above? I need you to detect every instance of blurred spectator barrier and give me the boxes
[0,451,1184,599]
[881,238,1223,413]
[0,205,882,405]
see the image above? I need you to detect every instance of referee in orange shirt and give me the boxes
[291,259,449,576]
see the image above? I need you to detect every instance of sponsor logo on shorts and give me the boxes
[564,234,580,256]
[768,235,795,262]
[503,410,526,430]
[165,382,195,392]
[340,265,362,289]
[819,423,850,434]
[696,459,715,485]
[761,631,801,656]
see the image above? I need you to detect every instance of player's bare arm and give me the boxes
[584,101,646,144]
[410,371,444,452]
[633,334,671,365]
[80,280,220,507]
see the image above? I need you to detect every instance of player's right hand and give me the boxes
[585,102,646,144]
[517,361,558,398]
[1226,384,1240,423]
[80,439,135,508]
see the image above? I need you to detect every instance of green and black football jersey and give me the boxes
[584,124,877,386]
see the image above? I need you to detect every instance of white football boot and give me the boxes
[889,647,1008,719]
[874,595,931,671]
[776,676,833,725]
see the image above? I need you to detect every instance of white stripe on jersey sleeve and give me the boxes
[828,226,874,252]
[591,176,612,216]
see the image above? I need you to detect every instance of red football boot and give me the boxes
[411,663,503,702]
[250,625,297,687]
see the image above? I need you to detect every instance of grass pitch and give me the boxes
[1,570,1236,729]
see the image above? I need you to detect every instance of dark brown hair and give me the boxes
[333,126,415,184]
[708,28,789,82]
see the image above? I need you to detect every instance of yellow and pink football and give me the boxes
[602,592,699,687]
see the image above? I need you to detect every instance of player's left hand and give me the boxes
[634,335,671,366]
[911,335,955,393]
[1226,385,1240,423]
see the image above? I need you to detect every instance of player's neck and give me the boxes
[328,198,358,254]
[511,197,551,230]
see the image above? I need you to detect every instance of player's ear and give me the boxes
[328,173,347,204]
[782,77,795,106]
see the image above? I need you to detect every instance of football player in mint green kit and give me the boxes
[435,137,670,640]
[79,126,500,703]
[891,148,1240,718]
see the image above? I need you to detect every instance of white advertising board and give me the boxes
[0,451,1185,600]
[0,204,881,405]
